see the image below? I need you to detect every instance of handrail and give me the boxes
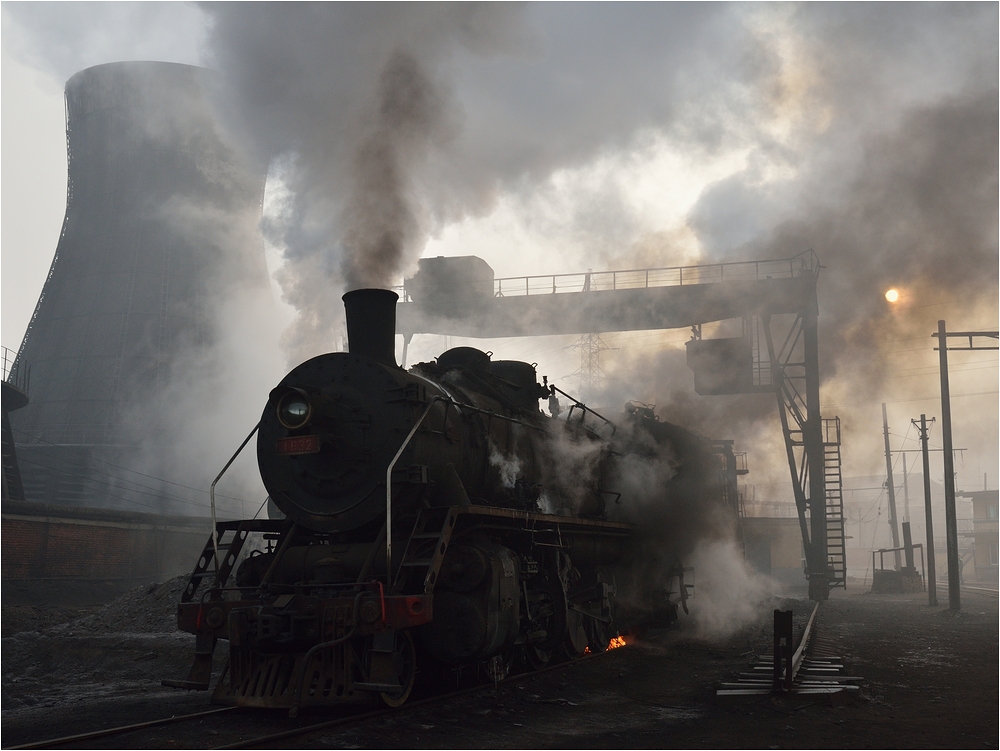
[209,422,260,573]
[491,249,818,299]
[384,394,551,583]
[386,398,442,584]
[2,346,30,395]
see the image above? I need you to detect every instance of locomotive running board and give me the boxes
[453,504,633,533]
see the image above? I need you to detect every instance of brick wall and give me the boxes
[2,500,212,602]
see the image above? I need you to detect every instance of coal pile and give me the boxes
[1,575,205,714]
[48,576,190,636]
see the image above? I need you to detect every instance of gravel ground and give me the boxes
[2,582,996,748]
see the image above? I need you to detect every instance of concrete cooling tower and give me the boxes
[9,61,270,511]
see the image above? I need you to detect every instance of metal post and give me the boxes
[773,609,793,691]
[882,403,902,569]
[915,414,937,606]
[902,453,911,524]
[902,522,914,571]
[937,320,961,611]
[401,334,412,369]
[803,307,828,600]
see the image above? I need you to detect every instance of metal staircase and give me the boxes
[2,346,29,501]
[822,418,846,589]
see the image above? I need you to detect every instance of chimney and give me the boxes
[342,289,399,367]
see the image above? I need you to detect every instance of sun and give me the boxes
[884,289,900,303]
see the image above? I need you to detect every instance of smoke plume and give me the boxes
[3,4,995,603]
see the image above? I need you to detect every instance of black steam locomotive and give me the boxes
[165,289,734,712]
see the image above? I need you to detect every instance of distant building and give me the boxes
[743,473,976,584]
[960,489,999,583]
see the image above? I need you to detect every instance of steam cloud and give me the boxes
[4,4,996,617]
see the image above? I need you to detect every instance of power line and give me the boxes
[16,454,218,514]
[12,426,252,503]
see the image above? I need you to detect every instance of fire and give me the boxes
[583,634,628,655]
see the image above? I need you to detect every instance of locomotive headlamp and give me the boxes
[277,389,312,430]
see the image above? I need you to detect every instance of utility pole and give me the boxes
[932,323,998,611]
[912,414,937,607]
[935,321,960,610]
[902,453,911,524]
[882,403,902,569]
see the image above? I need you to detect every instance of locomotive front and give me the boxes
[258,289,473,534]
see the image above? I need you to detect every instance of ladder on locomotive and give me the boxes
[823,417,847,590]
[394,507,458,594]
[181,520,261,603]
[165,521,263,690]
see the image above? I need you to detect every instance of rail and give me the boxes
[2,346,30,395]
[8,708,238,750]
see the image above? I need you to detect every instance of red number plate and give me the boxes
[277,435,320,455]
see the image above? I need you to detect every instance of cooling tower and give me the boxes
[10,61,269,510]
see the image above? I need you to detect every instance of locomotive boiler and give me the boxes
[165,289,731,712]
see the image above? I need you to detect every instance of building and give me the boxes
[8,62,269,512]
[960,489,999,583]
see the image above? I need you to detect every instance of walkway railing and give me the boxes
[491,249,818,298]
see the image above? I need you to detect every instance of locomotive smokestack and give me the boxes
[342,288,400,367]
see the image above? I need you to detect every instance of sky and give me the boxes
[2,2,997,506]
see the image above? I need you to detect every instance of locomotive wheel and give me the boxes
[379,631,417,708]
[584,615,615,653]
[562,609,589,658]
[524,644,552,670]
[527,575,567,653]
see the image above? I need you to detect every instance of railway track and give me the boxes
[8,707,239,750]
[961,584,999,598]
[9,648,620,750]
[717,603,862,697]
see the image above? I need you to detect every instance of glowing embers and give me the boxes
[583,634,628,654]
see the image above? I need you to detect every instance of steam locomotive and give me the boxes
[165,289,736,712]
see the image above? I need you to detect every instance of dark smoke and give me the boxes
[342,51,451,290]
[201,3,528,363]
